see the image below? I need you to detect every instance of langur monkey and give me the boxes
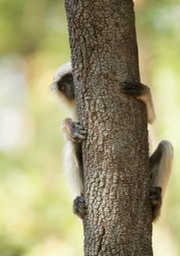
[51,62,173,221]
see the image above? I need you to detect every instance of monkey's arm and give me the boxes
[62,118,85,196]
[62,118,87,219]
[149,140,173,221]
[121,81,156,124]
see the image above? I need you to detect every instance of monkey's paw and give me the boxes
[120,80,149,98]
[149,186,162,221]
[62,118,86,143]
[73,196,87,219]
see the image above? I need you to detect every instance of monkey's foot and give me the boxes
[120,80,150,99]
[73,196,87,219]
[62,118,86,143]
[149,186,162,221]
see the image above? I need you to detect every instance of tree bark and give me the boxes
[65,0,153,255]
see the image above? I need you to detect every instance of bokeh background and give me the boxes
[0,0,179,255]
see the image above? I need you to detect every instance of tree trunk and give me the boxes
[65,0,153,255]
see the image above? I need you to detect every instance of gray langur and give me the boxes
[51,62,173,221]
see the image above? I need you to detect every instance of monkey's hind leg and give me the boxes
[149,140,173,221]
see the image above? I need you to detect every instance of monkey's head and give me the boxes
[51,62,75,107]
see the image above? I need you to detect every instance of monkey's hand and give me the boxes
[120,80,156,124]
[73,196,87,219]
[120,80,149,98]
[62,118,86,143]
[149,186,162,222]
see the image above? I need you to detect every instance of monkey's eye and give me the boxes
[60,85,66,92]
[57,81,66,93]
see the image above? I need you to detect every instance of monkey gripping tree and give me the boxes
[65,0,153,255]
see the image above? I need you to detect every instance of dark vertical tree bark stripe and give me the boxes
[65,0,153,255]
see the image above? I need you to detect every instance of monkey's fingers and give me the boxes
[120,81,149,98]
[74,123,87,136]
[73,196,87,219]
[72,132,86,141]
[149,186,162,221]
[149,186,162,205]
[70,122,86,142]
[62,118,86,142]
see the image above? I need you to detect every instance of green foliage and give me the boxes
[0,0,69,55]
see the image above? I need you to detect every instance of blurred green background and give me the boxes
[0,0,179,255]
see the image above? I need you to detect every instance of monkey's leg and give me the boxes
[149,140,173,221]
[120,81,156,124]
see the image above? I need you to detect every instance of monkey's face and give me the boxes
[51,72,75,108]
[56,73,75,101]
[51,62,75,107]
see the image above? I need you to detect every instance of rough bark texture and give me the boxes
[65,0,153,255]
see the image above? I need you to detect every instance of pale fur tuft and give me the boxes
[54,62,72,82]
